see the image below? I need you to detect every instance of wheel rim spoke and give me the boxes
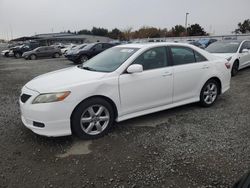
[81,117,92,123]
[99,116,109,121]
[85,122,95,133]
[95,122,103,132]
[87,107,95,117]
[96,106,104,116]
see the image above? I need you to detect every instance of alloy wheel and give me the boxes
[80,105,110,135]
[203,83,218,105]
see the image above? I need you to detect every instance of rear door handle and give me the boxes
[202,65,209,69]
[162,72,173,77]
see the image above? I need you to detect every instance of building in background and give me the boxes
[10,33,112,45]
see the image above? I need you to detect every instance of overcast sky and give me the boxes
[0,0,249,40]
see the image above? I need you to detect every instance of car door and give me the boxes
[35,47,45,57]
[169,46,210,103]
[238,41,250,69]
[119,46,173,115]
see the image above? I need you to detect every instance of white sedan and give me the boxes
[20,43,231,139]
[206,40,250,76]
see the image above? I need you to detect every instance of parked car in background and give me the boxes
[197,38,217,48]
[1,49,12,57]
[61,44,77,54]
[189,41,204,49]
[64,44,87,56]
[22,46,62,60]
[12,42,40,58]
[20,42,231,139]
[65,42,114,64]
[206,40,250,76]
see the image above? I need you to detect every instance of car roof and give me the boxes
[216,39,245,43]
[116,42,198,49]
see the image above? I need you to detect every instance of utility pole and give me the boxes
[185,12,189,33]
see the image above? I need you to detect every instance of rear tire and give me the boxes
[71,98,115,140]
[199,79,219,107]
[231,61,239,77]
[53,53,60,58]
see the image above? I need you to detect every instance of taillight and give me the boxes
[225,62,231,69]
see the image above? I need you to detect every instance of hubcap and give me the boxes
[203,83,217,104]
[80,105,110,135]
[81,56,88,63]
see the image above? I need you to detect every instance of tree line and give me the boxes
[66,24,207,40]
[65,19,250,40]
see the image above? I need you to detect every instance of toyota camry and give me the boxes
[20,43,231,139]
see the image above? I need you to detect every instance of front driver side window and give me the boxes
[133,47,168,71]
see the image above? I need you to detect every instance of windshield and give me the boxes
[81,47,138,72]
[206,41,240,53]
[74,44,86,50]
[82,43,95,51]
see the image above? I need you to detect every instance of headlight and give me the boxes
[226,56,232,61]
[32,91,71,104]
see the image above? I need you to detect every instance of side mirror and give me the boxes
[127,64,143,74]
[242,49,249,53]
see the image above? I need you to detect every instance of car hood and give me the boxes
[211,53,235,59]
[2,49,9,53]
[25,66,108,93]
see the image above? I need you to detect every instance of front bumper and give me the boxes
[19,86,73,137]
[65,54,79,62]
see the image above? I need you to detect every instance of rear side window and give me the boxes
[194,51,207,62]
[170,46,207,65]
[170,47,196,65]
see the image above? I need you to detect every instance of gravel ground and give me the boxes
[0,46,250,188]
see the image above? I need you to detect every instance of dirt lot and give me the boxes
[0,46,250,188]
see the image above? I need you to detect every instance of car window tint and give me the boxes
[194,51,207,62]
[103,43,112,49]
[170,47,196,65]
[94,44,103,51]
[246,42,250,49]
[133,47,168,70]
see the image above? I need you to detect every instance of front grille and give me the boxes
[20,94,31,103]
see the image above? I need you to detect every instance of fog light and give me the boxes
[33,121,45,128]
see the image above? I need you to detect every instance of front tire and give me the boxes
[14,52,21,58]
[71,98,115,139]
[80,55,89,63]
[231,61,239,77]
[200,79,219,107]
[4,52,9,57]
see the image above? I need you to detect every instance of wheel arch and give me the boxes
[70,95,118,131]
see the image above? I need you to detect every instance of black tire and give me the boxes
[14,52,21,58]
[71,98,115,139]
[231,61,239,77]
[5,52,9,57]
[29,54,37,60]
[199,79,219,107]
[53,52,60,58]
[80,55,89,63]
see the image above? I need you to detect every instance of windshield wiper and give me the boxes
[82,66,97,71]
